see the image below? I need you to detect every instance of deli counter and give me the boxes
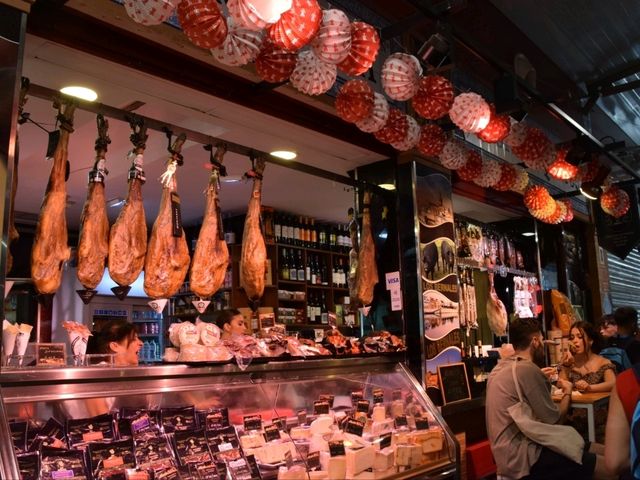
[0,355,458,480]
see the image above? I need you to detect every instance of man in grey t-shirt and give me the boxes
[486,318,601,479]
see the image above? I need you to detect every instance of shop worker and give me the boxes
[87,318,143,366]
[215,308,247,340]
[486,318,611,480]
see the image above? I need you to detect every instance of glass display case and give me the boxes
[0,356,458,480]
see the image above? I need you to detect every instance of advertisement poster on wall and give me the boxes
[415,171,461,390]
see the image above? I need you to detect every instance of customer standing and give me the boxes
[612,307,640,365]
[486,318,609,479]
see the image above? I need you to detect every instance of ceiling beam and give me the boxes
[587,58,640,92]
[601,78,640,97]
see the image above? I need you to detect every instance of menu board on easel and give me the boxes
[438,362,471,405]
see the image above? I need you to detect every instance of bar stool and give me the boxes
[466,439,497,480]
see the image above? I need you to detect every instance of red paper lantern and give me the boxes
[411,75,454,120]
[268,0,322,50]
[511,127,553,169]
[335,79,374,123]
[439,140,467,170]
[540,200,567,224]
[601,186,630,218]
[228,0,291,30]
[381,53,422,101]
[255,41,297,83]
[477,105,511,143]
[559,199,574,222]
[578,158,600,183]
[337,22,380,76]
[178,0,228,49]
[124,0,176,25]
[374,108,408,145]
[449,93,491,133]
[524,185,555,218]
[417,124,446,157]
[356,93,389,133]
[547,147,579,181]
[458,151,482,181]
[391,115,420,151]
[290,50,337,95]
[211,17,264,66]
[493,163,517,191]
[310,9,351,64]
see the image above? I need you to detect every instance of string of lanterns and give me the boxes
[124,0,630,221]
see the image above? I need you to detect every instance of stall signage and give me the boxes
[93,308,128,317]
[594,185,640,259]
[438,362,471,405]
[36,343,66,367]
[385,271,403,311]
[425,330,462,359]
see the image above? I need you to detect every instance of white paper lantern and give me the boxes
[381,53,422,101]
[228,0,291,30]
[211,17,264,66]
[290,50,337,95]
[473,158,501,187]
[124,0,177,25]
[391,115,420,151]
[440,140,468,170]
[510,166,529,194]
[449,93,491,133]
[355,92,389,133]
[310,9,351,64]
[503,121,529,147]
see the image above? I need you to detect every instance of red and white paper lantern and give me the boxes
[439,140,468,170]
[474,158,501,188]
[211,17,264,66]
[477,105,511,143]
[290,50,337,95]
[355,92,389,133]
[601,186,630,218]
[503,121,529,148]
[524,185,555,219]
[492,163,517,191]
[374,108,408,145]
[124,0,177,25]
[381,53,422,101]
[337,22,380,76]
[411,75,454,120]
[510,166,529,194]
[510,127,553,169]
[268,0,322,50]
[417,124,446,157]
[255,40,297,83]
[391,115,420,151]
[449,93,491,133]
[228,0,292,30]
[335,79,374,123]
[458,151,482,181]
[177,0,228,49]
[310,9,351,64]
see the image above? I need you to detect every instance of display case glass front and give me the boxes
[0,357,458,480]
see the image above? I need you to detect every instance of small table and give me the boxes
[553,392,610,442]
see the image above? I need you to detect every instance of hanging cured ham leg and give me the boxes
[347,206,359,302]
[31,101,76,294]
[355,190,378,306]
[189,144,229,305]
[486,271,508,336]
[76,115,111,304]
[107,119,148,299]
[240,156,267,311]
[143,133,190,305]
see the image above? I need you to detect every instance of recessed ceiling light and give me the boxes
[378,183,396,191]
[60,86,98,102]
[221,175,242,183]
[270,150,297,160]
[522,232,535,237]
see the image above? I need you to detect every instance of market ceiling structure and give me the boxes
[14,0,640,230]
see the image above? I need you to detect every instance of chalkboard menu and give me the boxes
[437,362,471,405]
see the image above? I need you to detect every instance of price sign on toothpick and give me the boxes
[328,312,337,328]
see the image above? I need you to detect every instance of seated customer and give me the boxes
[611,306,640,365]
[214,308,247,340]
[599,314,617,339]
[87,318,143,367]
[486,317,608,479]
[560,321,615,393]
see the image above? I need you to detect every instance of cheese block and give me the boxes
[252,441,297,464]
[395,444,420,467]
[309,433,329,453]
[370,419,394,437]
[390,400,404,418]
[346,444,375,476]
[310,415,333,435]
[277,466,307,480]
[410,429,443,453]
[354,411,368,424]
[328,456,346,479]
[240,432,266,450]
[409,443,423,466]
[371,405,386,423]
[373,447,394,471]
[290,426,311,440]
[391,431,409,447]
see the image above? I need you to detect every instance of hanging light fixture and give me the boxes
[547,147,579,181]
[579,163,611,200]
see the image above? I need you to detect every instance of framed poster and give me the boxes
[437,362,471,404]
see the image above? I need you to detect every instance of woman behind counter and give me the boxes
[87,318,143,366]
[214,308,247,340]
[560,320,616,393]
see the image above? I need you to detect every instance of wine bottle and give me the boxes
[310,255,318,285]
[305,253,311,283]
[310,218,317,248]
[293,216,300,247]
[283,215,290,244]
[280,248,289,280]
[320,292,328,324]
[319,224,326,249]
[329,225,337,251]
[321,258,328,286]
[297,250,305,283]
[289,249,298,281]
[332,259,338,287]
[274,213,282,243]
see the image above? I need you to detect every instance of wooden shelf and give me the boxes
[277,279,307,286]
[307,285,331,290]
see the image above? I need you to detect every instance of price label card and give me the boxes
[379,433,392,450]
[356,400,370,414]
[394,415,409,428]
[36,343,66,367]
[328,312,337,327]
[415,417,430,431]
[206,408,229,430]
[272,417,287,431]
[313,401,330,415]
[392,389,403,401]
[351,390,364,403]
[345,418,365,437]
[318,394,335,408]
[329,441,345,457]
[243,415,262,432]
[263,424,280,443]
[307,451,320,470]
[373,388,384,404]
[297,410,307,426]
